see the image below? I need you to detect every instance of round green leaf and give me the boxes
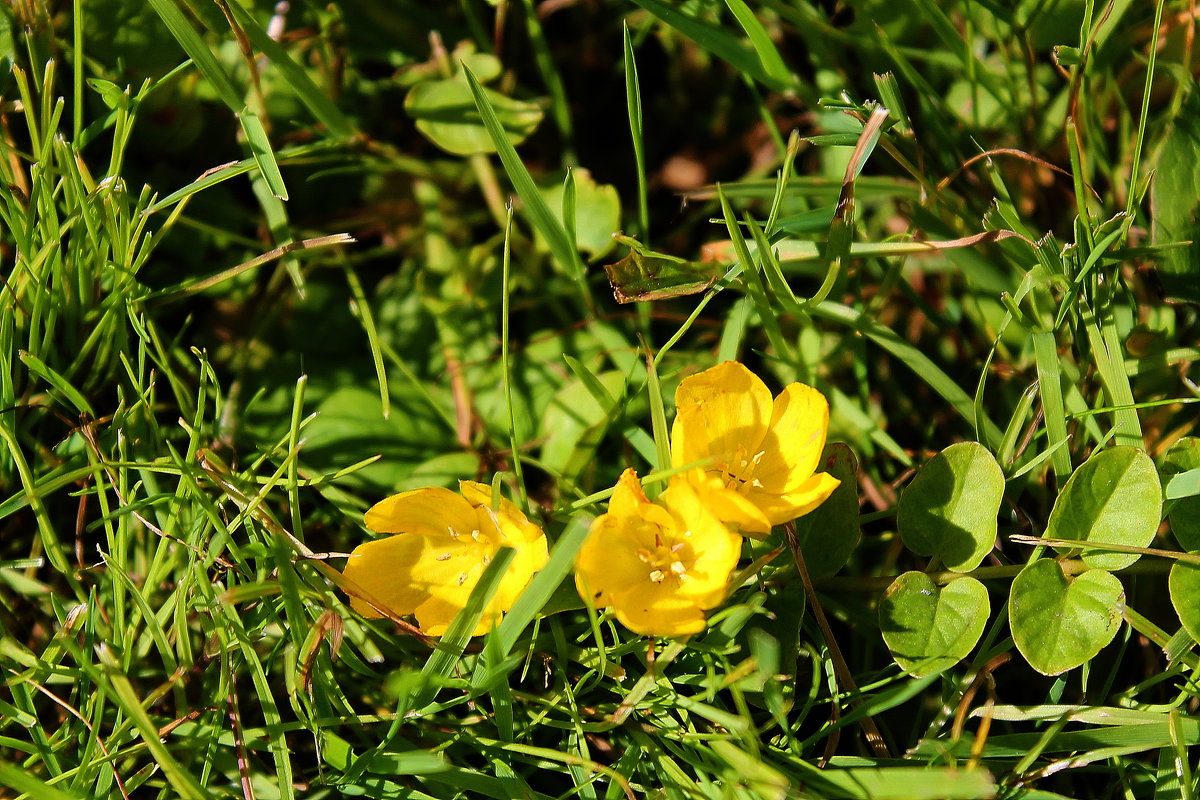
[1047,446,1161,570]
[793,442,861,578]
[1009,559,1124,676]
[1169,557,1200,642]
[405,79,543,156]
[896,441,1003,572]
[879,572,989,677]
[538,170,621,258]
[1161,437,1200,550]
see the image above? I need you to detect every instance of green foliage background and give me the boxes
[1,0,1198,798]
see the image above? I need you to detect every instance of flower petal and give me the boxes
[607,469,674,531]
[755,382,831,493]
[412,587,501,637]
[678,469,773,535]
[611,582,709,636]
[342,533,437,619]
[748,472,841,526]
[483,506,549,609]
[671,362,772,469]
[459,480,546,544]
[660,478,743,606]
[364,487,477,536]
[575,513,658,607]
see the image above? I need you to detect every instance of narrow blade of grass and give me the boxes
[463,67,586,296]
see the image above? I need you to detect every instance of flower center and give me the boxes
[635,530,692,585]
[716,444,766,494]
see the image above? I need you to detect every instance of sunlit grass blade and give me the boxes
[463,66,586,295]
[721,0,792,87]
[145,0,243,110]
[225,0,355,138]
[623,23,649,242]
[629,0,790,91]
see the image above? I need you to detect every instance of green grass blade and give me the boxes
[629,0,789,91]
[226,1,355,138]
[1032,330,1072,479]
[623,23,650,242]
[721,0,792,86]
[238,109,288,201]
[463,67,586,293]
[96,645,213,800]
[145,0,243,111]
[0,764,85,800]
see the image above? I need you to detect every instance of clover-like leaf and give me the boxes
[405,78,543,156]
[1169,558,1200,643]
[1161,437,1200,551]
[879,572,989,677]
[538,170,621,258]
[1047,446,1161,570]
[1010,559,1124,676]
[896,441,1003,572]
[793,442,861,578]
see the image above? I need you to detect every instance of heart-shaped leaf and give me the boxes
[896,441,1003,572]
[405,79,543,156]
[1047,446,1161,570]
[793,443,861,578]
[879,572,989,677]
[1161,437,1200,551]
[1010,559,1124,676]
[1169,558,1200,643]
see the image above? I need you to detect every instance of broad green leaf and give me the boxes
[406,78,543,156]
[1010,559,1124,676]
[1047,446,1161,570]
[1150,90,1200,302]
[1169,558,1200,643]
[896,441,1003,572]
[540,371,625,478]
[879,572,989,677]
[302,385,452,492]
[395,452,480,492]
[1161,437,1200,550]
[537,169,620,258]
[793,442,861,577]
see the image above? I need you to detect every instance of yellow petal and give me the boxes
[412,589,501,637]
[611,582,708,636]
[342,533,440,619]
[659,479,743,606]
[488,508,550,609]
[459,480,546,544]
[671,362,772,469]
[575,514,660,607]
[364,487,477,536]
[755,382,831,493]
[747,472,841,527]
[608,469,674,531]
[678,469,773,535]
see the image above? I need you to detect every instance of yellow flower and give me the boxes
[342,481,548,636]
[575,469,742,636]
[672,361,839,535]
